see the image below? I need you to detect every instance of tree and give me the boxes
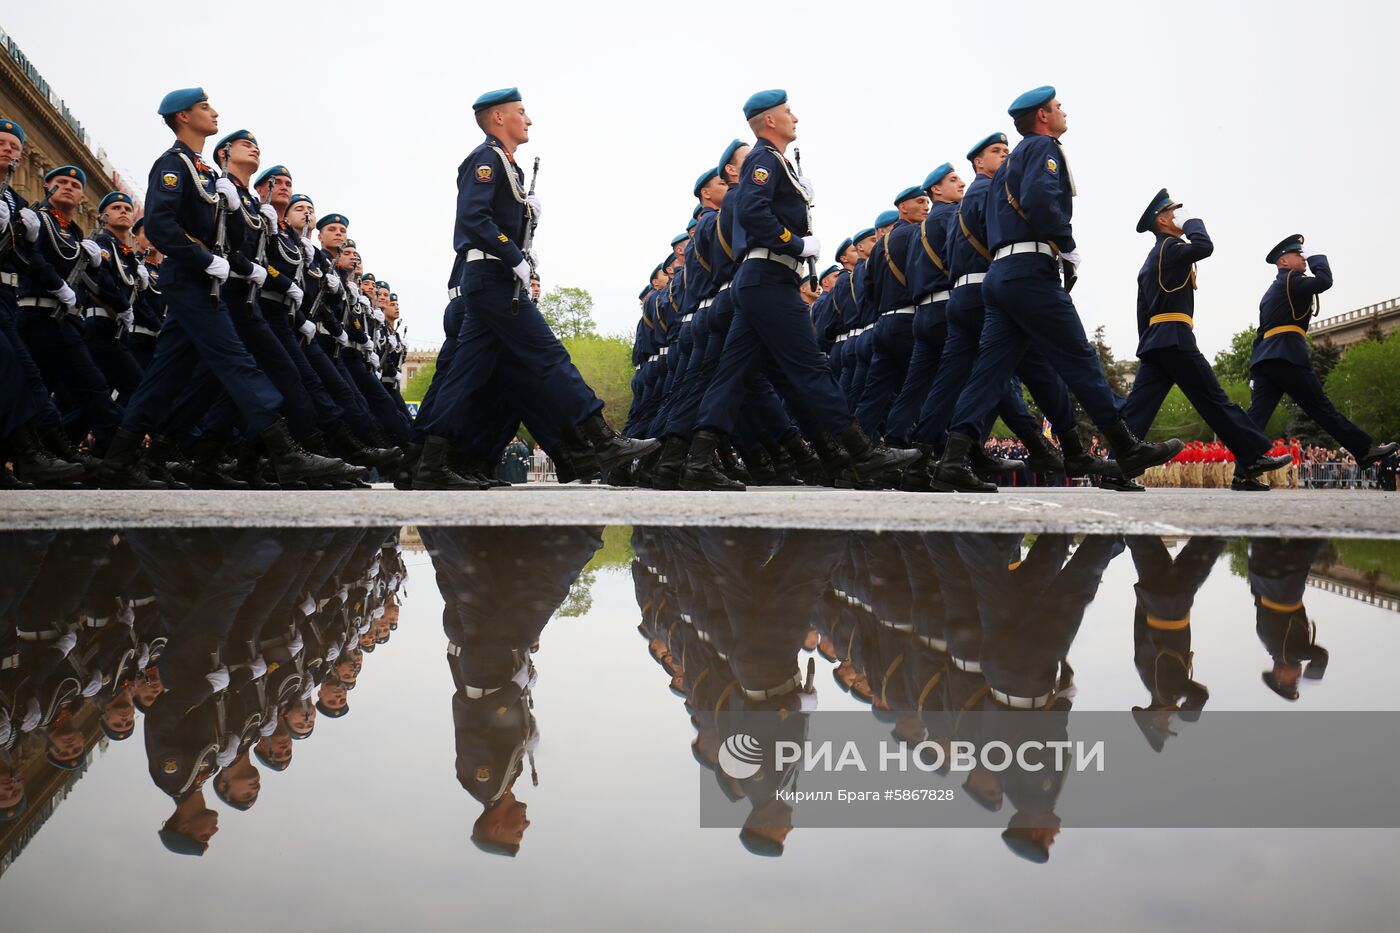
[563,333,635,426]
[1285,338,1344,446]
[1091,325,1131,397]
[404,361,435,401]
[1213,328,1257,386]
[539,286,596,339]
[1324,331,1400,442]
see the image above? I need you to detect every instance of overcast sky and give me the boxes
[5,1,1397,357]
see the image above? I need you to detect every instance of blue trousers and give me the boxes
[0,287,60,431]
[1125,346,1270,464]
[412,296,467,443]
[15,307,121,447]
[82,316,145,406]
[883,303,948,446]
[1248,359,1370,459]
[854,312,915,440]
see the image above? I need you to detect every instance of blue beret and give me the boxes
[693,166,720,197]
[852,226,876,243]
[213,129,256,160]
[690,203,702,220]
[47,751,83,771]
[289,193,313,208]
[158,826,207,856]
[966,132,1008,162]
[254,164,291,188]
[132,217,145,234]
[670,232,690,247]
[1008,85,1056,119]
[359,272,375,282]
[44,165,86,186]
[834,237,853,263]
[375,280,391,291]
[819,264,840,280]
[743,89,787,120]
[1136,187,1180,234]
[390,293,397,301]
[922,162,954,190]
[0,118,24,143]
[473,87,521,113]
[253,747,289,772]
[717,138,746,175]
[1266,234,1305,265]
[316,213,349,230]
[315,699,348,718]
[98,191,133,212]
[343,239,357,249]
[874,209,899,229]
[893,185,924,207]
[158,87,207,117]
[0,789,26,822]
[638,285,651,300]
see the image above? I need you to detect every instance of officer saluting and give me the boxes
[1246,235,1397,469]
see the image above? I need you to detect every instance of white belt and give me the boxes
[1,654,18,670]
[633,364,641,372]
[261,290,296,307]
[0,271,17,287]
[380,376,397,386]
[316,323,335,337]
[448,286,462,299]
[743,248,802,273]
[19,296,65,311]
[918,634,947,652]
[880,620,914,632]
[716,282,731,292]
[857,324,873,336]
[647,354,658,363]
[954,273,986,287]
[881,306,916,317]
[658,346,669,356]
[741,671,803,702]
[834,332,849,343]
[83,306,115,320]
[916,290,951,305]
[681,313,695,322]
[698,298,714,309]
[462,249,501,263]
[993,242,1056,261]
[129,324,158,337]
[952,655,982,674]
[990,687,1054,710]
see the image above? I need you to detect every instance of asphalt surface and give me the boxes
[3,485,1397,536]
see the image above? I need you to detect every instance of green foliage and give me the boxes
[404,361,435,402]
[1324,331,1400,442]
[1143,386,1210,442]
[586,525,636,572]
[1222,380,1290,439]
[539,286,597,339]
[557,569,595,618]
[564,334,635,426]
[1213,328,1257,386]
[1330,539,1400,583]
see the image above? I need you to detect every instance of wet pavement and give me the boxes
[2,526,1399,931]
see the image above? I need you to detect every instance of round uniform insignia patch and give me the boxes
[752,167,770,186]
[475,766,491,782]
[1046,158,1058,174]
[163,758,179,774]
[475,165,494,182]
[161,172,179,190]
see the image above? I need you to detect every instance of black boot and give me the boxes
[1102,420,1184,479]
[1099,472,1147,492]
[578,412,660,474]
[680,430,745,491]
[558,424,602,483]
[969,442,1022,481]
[7,424,86,487]
[455,449,508,488]
[1359,442,1399,468]
[411,436,489,490]
[741,445,781,486]
[0,466,34,489]
[334,423,404,471]
[837,422,921,482]
[811,431,853,484]
[1229,474,1270,492]
[930,432,997,492]
[92,429,168,489]
[780,433,828,486]
[634,448,661,488]
[145,435,192,490]
[393,443,422,490]
[261,418,364,485]
[718,445,753,485]
[1020,432,1066,474]
[761,438,804,486]
[1239,452,1293,478]
[1058,430,1116,477]
[900,444,936,492]
[651,435,690,490]
[235,446,282,490]
[544,444,583,485]
[39,426,100,480]
[304,431,367,480]
[190,437,250,490]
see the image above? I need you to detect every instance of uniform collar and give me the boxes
[484,134,516,162]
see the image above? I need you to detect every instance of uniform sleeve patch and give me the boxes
[779,228,792,244]
[1045,158,1058,175]
[497,233,509,243]
[161,172,180,190]
[475,165,494,183]
[752,167,770,185]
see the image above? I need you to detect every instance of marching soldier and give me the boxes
[83,191,148,405]
[128,216,165,369]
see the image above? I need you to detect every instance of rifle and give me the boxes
[793,147,817,289]
[0,157,17,256]
[248,202,269,315]
[53,200,96,322]
[511,156,541,315]
[209,184,228,309]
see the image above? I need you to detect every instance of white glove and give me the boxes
[324,643,339,663]
[21,699,41,733]
[51,283,77,309]
[55,632,78,656]
[136,263,150,288]
[0,717,11,750]
[80,239,103,267]
[298,319,316,343]
[510,661,537,690]
[215,177,241,209]
[526,193,543,223]
[525,248,540,269]
[136,647,150,671]
[1301,248,1319,260]
[118,309,135,328]
[286,282,304,310]
[259,203,279,228]
[1060,249,1083,271]
[205,666,231,694]
[300,237,317,262]
[205,255,231,281]
[19,207,40,242]
[241,263,268,286]
[82,670,104,697]
[325,270,342,293]
[288,629,306,654]
[335,329,351,347]
[797,176,816,202]
[511,259,532,290]
[357,294,370,312]
[259,716,278,737]
[118,602,135,627]
[0,198,9,229]
[1172,208,1193,229]
[216,734,240,768]
[249,656,269,679]
[798,689,819,712]
[367,351,381,369]
[371,308,385,324]
[798,236,821,259]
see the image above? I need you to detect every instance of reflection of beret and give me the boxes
[315,699,348,718]
[1008,85,1055,119]
[158,826,207,856]
[743,89,787,120]
[158,87,207,116]
[473,87,521,113]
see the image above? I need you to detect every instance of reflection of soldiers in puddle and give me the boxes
[1249,538,1329,702]
[1126,536,1220,750]
[959,532,1123,863]
[422,527,601,857]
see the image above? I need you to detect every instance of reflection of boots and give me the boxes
[579,412,660,473]
[679,430,744,491]
[411,436,489,491]
[930,432,996,493]
[7,423,86,487]
[1103,420,1183,479]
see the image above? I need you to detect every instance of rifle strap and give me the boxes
[919,219,947,274]
[957,204,992,262]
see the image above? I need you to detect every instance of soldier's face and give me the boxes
[766,105,799,144]
[319,223,347,249]
[265,175,293,208]
[378,286,390,305]
[103,201,135,231]
[672,239,688,259]
[1044,99,1068,135]
[103,697,136,736]
[700,176,728,207]
[900,196,931,222]
[496,104,532,146]
[48,729,86,762]
[190,101,219,136]
[974,143,1010,176]
[855,235,876,259]
[1278,252,1306,272]
[49,175,83,210]
[723,145,751,185]
[821,271,839,291]
[0,770,21,809]
[386,300,400,321]
[932,172,965,203]
[285,707,315,736]
[0,132,20,169]
[227,138,260,173]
